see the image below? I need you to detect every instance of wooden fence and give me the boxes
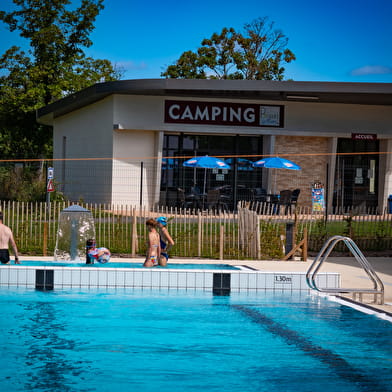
[1,200,392,260]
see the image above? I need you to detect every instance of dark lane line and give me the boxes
[233,305,387,392]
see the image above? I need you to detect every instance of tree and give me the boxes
[0,0,122,160]
[161,17,296,81]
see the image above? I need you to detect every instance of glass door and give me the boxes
[334,139,379,210]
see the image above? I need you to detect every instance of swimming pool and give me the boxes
[1,288,391,392]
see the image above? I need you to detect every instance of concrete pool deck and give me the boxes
[14,255,392,315]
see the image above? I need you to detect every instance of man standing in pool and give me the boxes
[156,216,175,267]
[0,211,20,264]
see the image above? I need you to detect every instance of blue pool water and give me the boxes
[0,288,391,392]
[15,261,240,269]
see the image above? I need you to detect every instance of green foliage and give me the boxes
[161,17,296,80]
[259,221,284,259]
[0,164,65,202]
[0,0,123,161]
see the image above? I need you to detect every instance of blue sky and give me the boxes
[1,0,392,83]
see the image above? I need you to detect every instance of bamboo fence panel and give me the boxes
[0,200,391,259]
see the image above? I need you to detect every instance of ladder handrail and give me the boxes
[306,235,384,304]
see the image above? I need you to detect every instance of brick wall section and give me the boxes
[274,136,330,208]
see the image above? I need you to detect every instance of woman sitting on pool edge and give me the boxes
[156,216,175,267]
[85,239,111,264]
[144,218,161,267]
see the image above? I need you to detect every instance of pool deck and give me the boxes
[15,255,392,315]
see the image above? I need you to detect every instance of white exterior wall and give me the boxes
[53,95,164,206]
[380,139,392,211]
[284,102,391,137]
[111,95,163,206]
[112,95,392,138]
[112,130,161,205]
[53,97,114,203]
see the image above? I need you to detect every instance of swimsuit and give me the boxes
[87,247,110,264]
[149,255,158,266]
[0,249,10,264]
[160,239,169,261]
[88,248,99,259]
[149,244,159,265]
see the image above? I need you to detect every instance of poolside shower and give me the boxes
[54,205,96,261]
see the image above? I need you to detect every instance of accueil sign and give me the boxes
[164,100,284,128]
[351,133,377,141]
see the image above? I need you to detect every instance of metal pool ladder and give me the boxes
[306,235,384,305]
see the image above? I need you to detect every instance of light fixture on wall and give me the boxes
[286,95,320,101]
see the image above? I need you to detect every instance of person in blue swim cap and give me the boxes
[156,216,174,267]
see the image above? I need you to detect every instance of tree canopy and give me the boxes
[161,17,296,81]
[0,0,122,160]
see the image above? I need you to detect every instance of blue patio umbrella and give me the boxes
[252,156,301,170]
[224,157,254,171]
[183,155,231,197]
[252,156,301,193]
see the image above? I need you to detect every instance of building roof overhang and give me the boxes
[36,79,392,126]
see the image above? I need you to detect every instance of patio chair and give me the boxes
[268,189,292,214]
[206,189,220,210]
[206,189,229,211]
[177,188,193,209]
[253,188,267,202]
[291,188,301,206]
[279,189,293,214]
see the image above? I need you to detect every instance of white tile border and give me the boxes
[0,265,340,292]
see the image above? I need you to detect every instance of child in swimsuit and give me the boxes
[156,216,175,267]
[144,219,161,267]
[85,239,111,264]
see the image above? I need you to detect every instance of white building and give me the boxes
[37,79,392,212]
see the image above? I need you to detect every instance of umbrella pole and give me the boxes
[274,168,277,194]
[203,168,207,209]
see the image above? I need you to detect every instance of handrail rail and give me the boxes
[306,235,384,305]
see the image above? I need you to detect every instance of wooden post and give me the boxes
[256,217,261,260]
[302,227,308,261]
[282,227,308,261]
[131,208,138,257]
[219,224,224,260]
[43,221,48,256]
[198,212,202,257]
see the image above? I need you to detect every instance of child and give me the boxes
[86,239,111,264]
[144,219,161,267]
[156,216,175,267]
